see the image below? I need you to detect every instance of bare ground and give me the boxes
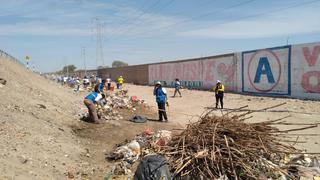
[125,84,320,152]
[0,57,319,179]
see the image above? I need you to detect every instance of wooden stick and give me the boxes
[224,135,238,180]
[279,125,318,133]
[272,151,320,155]
[277,133,320,136]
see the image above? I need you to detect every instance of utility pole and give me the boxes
[64,57,69,77]
[92,17,105,68]
[32,61,35,72]
[81,47,87,76]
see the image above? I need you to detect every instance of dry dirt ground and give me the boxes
[0,57,177,179]
[1,57,320,179]
[125,84,320,152]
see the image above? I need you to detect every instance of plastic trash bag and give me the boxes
[129,115,147,123]
[134,154,171,180]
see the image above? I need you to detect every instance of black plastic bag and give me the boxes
[129,115,147,123]
[134,154,171,180]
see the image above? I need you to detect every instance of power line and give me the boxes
[109,0,162,38]
[202,0,320,31]
[119,0,320,40]
[109,0,256,40]
[114,0,176,38]
[169,0,217,17]
[81,47,87,76]
[106,0,159,37]
[117,0,153,24]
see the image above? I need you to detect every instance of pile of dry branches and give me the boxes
[161,105,318,179]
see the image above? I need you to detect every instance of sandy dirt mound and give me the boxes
[0,57,89,179]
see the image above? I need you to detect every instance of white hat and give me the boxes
[217,80,221,83]
[156,81,161,85]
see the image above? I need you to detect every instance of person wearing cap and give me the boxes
[214,80,225,109]
[153,81,168,121]
[84,85,105,123]
[83,76,90,89]
[75,77,81,92]
[173,78,182,97]
[117,76,124,89]
[106,77,112,90]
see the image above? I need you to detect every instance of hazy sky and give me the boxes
[1,0,320,72]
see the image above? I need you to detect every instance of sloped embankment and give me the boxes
[0,57,88,179]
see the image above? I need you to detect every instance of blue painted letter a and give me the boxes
[254,57,275,83]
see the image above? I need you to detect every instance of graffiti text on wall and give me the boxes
[301,45,320,93]
[152,80,203,88]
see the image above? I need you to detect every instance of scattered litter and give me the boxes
[0,78,6,86]
[66,170,75,179]
[17,155,28,164]
[7,104,24,112]
[143,127,153,136]
[37,104,46,109]
[87,89,147,123]
[106,129,173,176]
[129,115,147,123]
[112,161,132,175]
[160,105,320,179]
[106,142,139,164]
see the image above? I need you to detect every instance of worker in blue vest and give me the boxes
[84,85,105,123]
[98,79,106,93]
[214,80,225,109]
[173,78,182,97]
[153,81,168,121]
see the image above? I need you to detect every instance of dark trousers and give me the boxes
[215,95,223,109]
[173,88,181,97]
[84,99,98,122]
[117,83,122,89]
[107,83,111,90]
[157,102,168,121]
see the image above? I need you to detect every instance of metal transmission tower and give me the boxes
[81,47,87,76]
[92,17,105,68]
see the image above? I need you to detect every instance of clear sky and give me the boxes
[1,0,320,72]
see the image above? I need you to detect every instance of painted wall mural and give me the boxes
[242,46,291,96]
[149,55,237,90]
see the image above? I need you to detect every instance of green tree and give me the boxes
[62,65,76,74]
[112,60,128,68]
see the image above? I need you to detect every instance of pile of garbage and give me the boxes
[160,106,320,179]
[103,104,320,179]
[97,90,147,122]
[79,89,147,122]
[110,90,146,109]
[105,128,172,175]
